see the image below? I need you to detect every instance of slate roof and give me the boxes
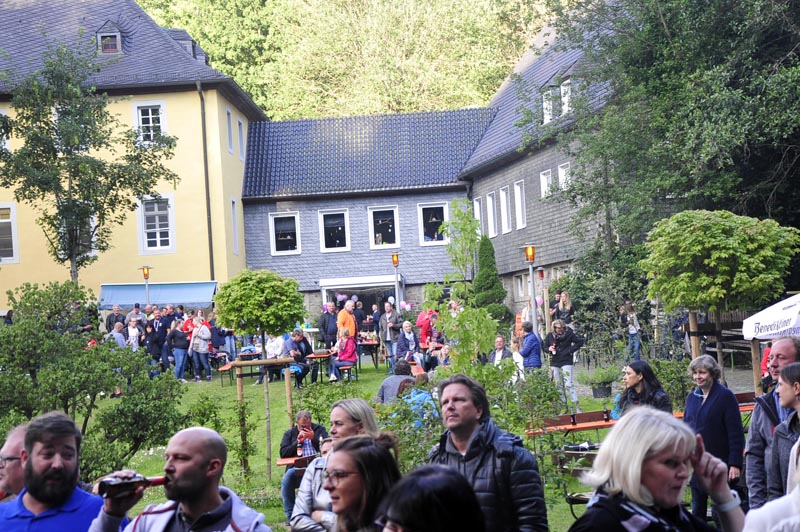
[0,0,264,120]
[243,108,497,199]
[459,35,584,177]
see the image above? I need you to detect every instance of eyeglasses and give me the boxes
[323,469,358,486]
[0,456,20,467]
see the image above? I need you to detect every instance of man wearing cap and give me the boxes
[125,304,146,326]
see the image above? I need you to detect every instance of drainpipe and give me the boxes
[196,81,215,281]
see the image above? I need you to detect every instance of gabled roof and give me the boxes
[243,108,496,199]
[0,0,264,120]
[459,33,583,178]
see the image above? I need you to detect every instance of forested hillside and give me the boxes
[136,0,545,120]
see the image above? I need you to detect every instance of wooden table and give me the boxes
[307,351,331,380]
[357,339,380,370]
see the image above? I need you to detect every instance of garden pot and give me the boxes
[591,384,612,398]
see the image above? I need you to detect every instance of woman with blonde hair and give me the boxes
[569,406,744,532]
[329,327,357,382]
[554,290,576,328]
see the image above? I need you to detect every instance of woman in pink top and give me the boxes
[329,328,357,382]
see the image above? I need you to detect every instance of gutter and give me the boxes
[197,81,215,281]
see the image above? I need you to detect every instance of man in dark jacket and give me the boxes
[318,303,339,349]
[279,411,328,524]
[428,374,548,532]
[283,329,313,387]
[746,336,799,508]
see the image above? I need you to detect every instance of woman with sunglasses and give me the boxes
[322,434,400,532]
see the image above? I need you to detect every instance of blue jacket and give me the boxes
[520,332,542,368]
[396,331,419,358]
[684,381,744,469]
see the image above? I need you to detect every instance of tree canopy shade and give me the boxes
[0,44,177,281]
[534,0,800,246]
[639,210,800,312]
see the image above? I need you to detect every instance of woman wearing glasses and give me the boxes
[322,434,400,532]
[291,399,379,531]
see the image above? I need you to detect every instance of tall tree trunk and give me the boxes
[688,310,701,359]
[712,309,726,386]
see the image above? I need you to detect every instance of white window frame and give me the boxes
[137,193,176,255]
[561,79,571,115]
[367,205,400,250]
[499,186,511,234]
[558,162,571,189]
[0,202,20,264]
[486,192,498,238]
[318,208,351,253]
[542,92,552,124]
[237,118,245,160]
[540,169,553,198]
[514,273,529,298]
[472,197,483,235]
[513,180,526,230]
[133,100,167,143]
[231,198,239,255]
[269,211,301,256]
[417,202,449,246]
[97,32,121,54]
[226,108,234,153]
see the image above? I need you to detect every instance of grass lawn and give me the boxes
[117,358,592,530]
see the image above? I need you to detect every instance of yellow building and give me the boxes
[0,1,265,310]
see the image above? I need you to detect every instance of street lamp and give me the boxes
[391,253,399,303]
[139,265,153,306]
[523,245,538,332]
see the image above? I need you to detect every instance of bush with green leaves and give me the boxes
[473,236,513,324]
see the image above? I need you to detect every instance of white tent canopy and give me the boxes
[742,293,800,340]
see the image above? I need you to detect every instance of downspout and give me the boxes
[196,81,215,281]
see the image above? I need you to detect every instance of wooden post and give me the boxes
[543,286,552,334]
[751,338,763,396]
[261,331,272,482]
[688,310,701,359]
[713,309,726,386]
[285,365,294,427]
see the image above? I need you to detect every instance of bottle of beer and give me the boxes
[98,475,166,499]
[603,406,610,422]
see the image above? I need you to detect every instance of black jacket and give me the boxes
[428,419,548,532]
[542,327,584,367]
[279,423,329,462]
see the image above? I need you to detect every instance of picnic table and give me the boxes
[357,338,380,369]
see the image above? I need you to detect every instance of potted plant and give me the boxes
[577,366,620,398]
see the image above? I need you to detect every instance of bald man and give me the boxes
[0,424,26,500]
[89,427,271,532]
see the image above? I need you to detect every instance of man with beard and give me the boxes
[89,427,271,532]
[0,424,27,501]
[0,412,103,529]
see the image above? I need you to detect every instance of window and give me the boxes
[542,86,562,124]
[231,198,239,255]
[269,212,300,255]
[486,192,498,238]
[558,162,571,188]
[237,119,245,160]
[318,209,350,252]
[561,79,571,115]
[0,203,19,263]
[135,102,165,142]
[59,209,97,258]
[418,203,449,245]
[226,109,233,153]
[137,195,176,255]
[473,197,483,235]
[514,180,526,229]
[368,206,399,249]
[98,33,120,53]
[540,169,553,198]
[499,186,511,234]
[514,273,530,298]
[542,92,552,125]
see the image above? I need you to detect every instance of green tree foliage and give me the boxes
[0,44,177,281]
[534,0,800,246]
[473,235,512,323]
[640,210,800,312]
[438,198,480,304]
[0,281,185,481]
[137,0,545,120]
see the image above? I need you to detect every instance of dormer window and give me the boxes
[99,34,119,53]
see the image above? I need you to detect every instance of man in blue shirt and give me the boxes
[0,411,104,531]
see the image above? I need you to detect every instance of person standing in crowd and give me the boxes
[428,374,548,531]
[353,301,367,335]
[166,319,190,383]
[553,290,576,328]
[291,399,379,532]
[191,316,213,382]
[543,319,584,413]
[520,321,542,371]
[376,465,485,532]
[621,301,642,361]
[337,301,357,339]
[0,424,27,500]
[105,305,125,334]
[279,411,328,525]
[322,435,400,532]
[3,310,12,326]
[485,335,512,365]
[371,304,381,334]
[746,336,799,508]
[768,361,800,501]
[89,427,270,532]
[612,360,672,418]
[569,407,744,532]
[0,412,105,529]
[124,317,143,351]
[379,302,402,374]
[548,289,562,319]
[684,355,745,521]
[319,303,339,350]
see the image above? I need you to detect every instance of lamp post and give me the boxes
[391,253,399,304]
[139,265,152,306]
[524,245,538,332]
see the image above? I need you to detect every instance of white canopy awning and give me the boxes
[742,293,800,340]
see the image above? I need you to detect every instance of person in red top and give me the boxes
[329,328,357,382]
[760,342,772,378]
[419,313,440,347]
